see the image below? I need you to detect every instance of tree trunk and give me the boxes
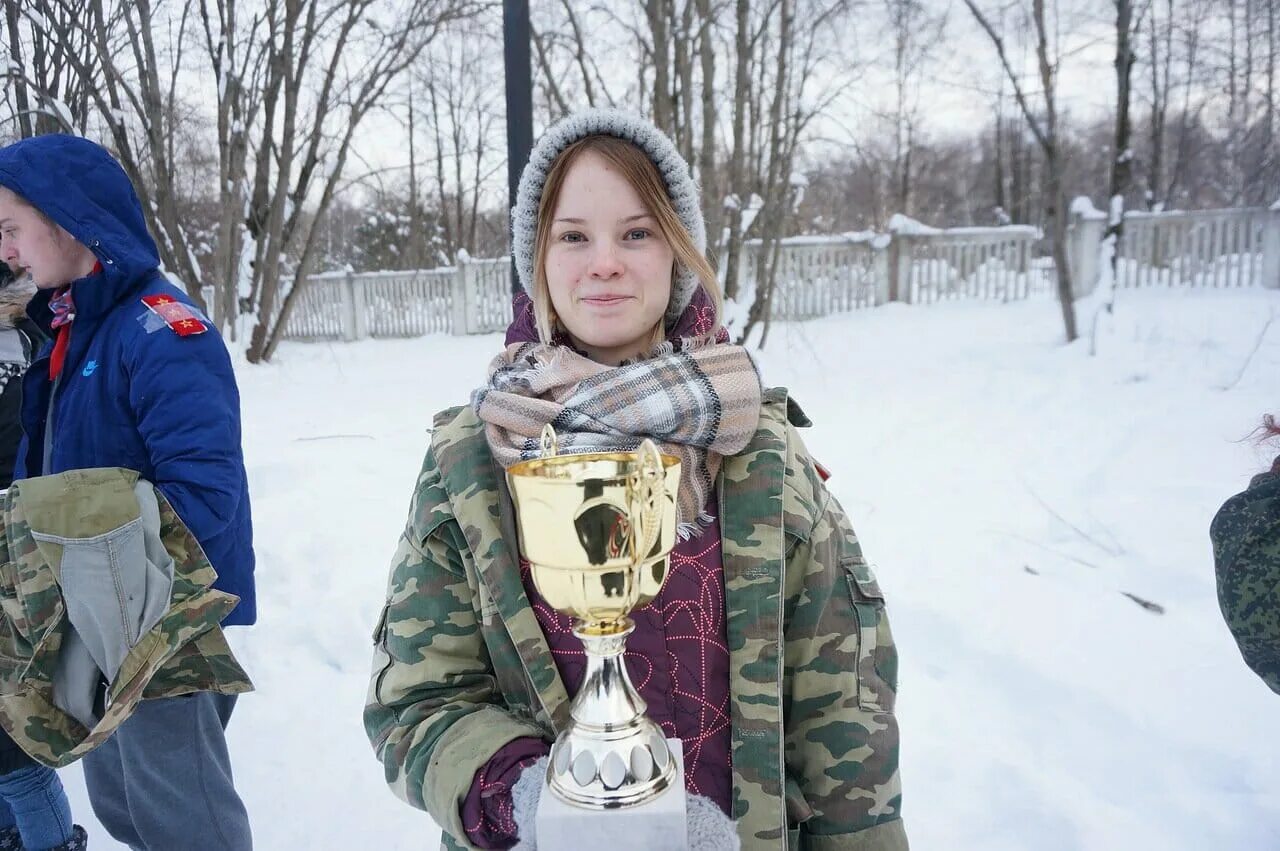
[3,1,33,138]
[695,0,718,257]
[740,0,793,347]
[1107,0,1136,284]
[721,0,751,302]
[647,0,673,134]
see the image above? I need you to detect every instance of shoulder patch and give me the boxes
[139,295,208,337]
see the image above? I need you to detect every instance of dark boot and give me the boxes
[43,825,87,851]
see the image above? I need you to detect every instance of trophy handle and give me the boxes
[540,423,559,458]
[630,439,664,564]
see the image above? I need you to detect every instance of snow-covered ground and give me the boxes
[61,285,1280,849]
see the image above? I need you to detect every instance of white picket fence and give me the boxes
[739,235,886,318]
[1066,205,1280,296]
[280,206,1279,341]
[281,257,512,341]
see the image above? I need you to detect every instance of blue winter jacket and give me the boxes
[0,135,256,625]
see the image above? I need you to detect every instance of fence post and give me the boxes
[200,285,218,329]
[449,261,468,335]
[351,273,368,340]
[873,241,891,305]
[339,270,358,342]
[1066,208,1104,298]
[1262,205,1280,289]
[888,235,913,303]
[460,252,481,332]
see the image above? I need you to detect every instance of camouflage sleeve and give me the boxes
[364,447,548,846]
[782,447,907,849]
[1211,469,1280,694]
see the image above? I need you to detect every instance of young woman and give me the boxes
[365,109,908,850]
[1211,416,1280,695]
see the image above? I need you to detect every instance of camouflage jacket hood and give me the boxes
[1211,464,1280,694]
[0,467,252,767]
[366,389,907,850]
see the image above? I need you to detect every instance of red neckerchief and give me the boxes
[48,261,101,381]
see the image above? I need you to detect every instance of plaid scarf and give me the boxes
[473,337,763,539]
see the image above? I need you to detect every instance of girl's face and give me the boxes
[0,188,95,289]
[543,151,674,365]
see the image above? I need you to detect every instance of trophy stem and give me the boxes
[547,618,677,809]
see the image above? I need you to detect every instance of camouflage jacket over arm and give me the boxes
[365,388,907,850]
[1211,463,1280,694]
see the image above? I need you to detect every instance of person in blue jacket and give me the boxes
[0,134,255,850]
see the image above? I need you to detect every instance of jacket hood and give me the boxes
[0,135,161,317]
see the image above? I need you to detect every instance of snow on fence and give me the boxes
[1068,205,1280,295]
[281,207,1278,341]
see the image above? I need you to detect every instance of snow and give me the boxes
[1070,196,1107,221]
[750,231,883,247]
[887,213,941,235]
[888,215,1039,239]
[58,286,1280,850]
[1109,194,1124,227]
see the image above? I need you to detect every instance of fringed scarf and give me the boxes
[472,333,763,539]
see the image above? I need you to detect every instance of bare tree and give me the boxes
[245,0,481,363]
[737,0,857,346]
[412,23,506,264]
[199,0,271,337]
[1144,0,1173,209]
[882,0,948,217]
[22,0,214,311]
[1,0,103,137]
[965,0,1078,342]
[720,0,754,302]
[528,0,620,120]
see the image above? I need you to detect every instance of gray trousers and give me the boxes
[82,693,252,851]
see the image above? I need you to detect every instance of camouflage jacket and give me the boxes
[0,467,253,766]
[366,388,907,850]
[1211,463,1280,694]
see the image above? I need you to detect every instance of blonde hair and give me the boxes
[531,135,723,348]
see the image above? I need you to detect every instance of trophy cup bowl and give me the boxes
[506,427,682,810]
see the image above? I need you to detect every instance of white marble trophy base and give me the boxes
[536,737,688,851]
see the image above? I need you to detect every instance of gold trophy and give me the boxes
[507,425,682,810]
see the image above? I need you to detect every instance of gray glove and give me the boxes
[685,792,740,851]
[510,756,739,851]
[511,756,546,851]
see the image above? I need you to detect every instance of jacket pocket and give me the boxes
[369,603,394,711]
[0,557,30,675]
[842,556,898,712]
[784,773,814,849]
[37,509,174,694]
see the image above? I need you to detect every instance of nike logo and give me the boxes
[82,360,98,377]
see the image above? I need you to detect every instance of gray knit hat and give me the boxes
[511,108,707,328]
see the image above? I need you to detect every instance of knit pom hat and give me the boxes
[510,108,707,330]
